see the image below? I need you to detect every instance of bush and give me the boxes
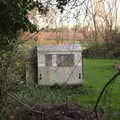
[0,41,29,119]
[83,43,120,59]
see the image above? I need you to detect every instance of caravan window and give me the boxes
[57,54,74,67]
[46,54,52,66]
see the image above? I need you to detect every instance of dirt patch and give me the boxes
[16,103,97,120]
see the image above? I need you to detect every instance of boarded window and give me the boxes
[57,54,74,67]
[46,54,52,66]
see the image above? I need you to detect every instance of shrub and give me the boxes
[83,43,120,59]
[0,41,29,119]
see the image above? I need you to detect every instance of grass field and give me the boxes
[12,59,120,119]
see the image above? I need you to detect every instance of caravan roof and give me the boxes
[37,44,81,52]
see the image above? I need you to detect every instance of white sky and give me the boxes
[30,0,120,30]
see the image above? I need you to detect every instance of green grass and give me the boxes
[10,59,120,119]
[82,59,120,120]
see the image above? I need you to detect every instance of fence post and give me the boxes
[26,47,37,86]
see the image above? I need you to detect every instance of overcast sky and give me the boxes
[29,0,120,30]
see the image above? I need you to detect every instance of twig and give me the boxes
[8,93,43,114]
[93,71,120,117]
